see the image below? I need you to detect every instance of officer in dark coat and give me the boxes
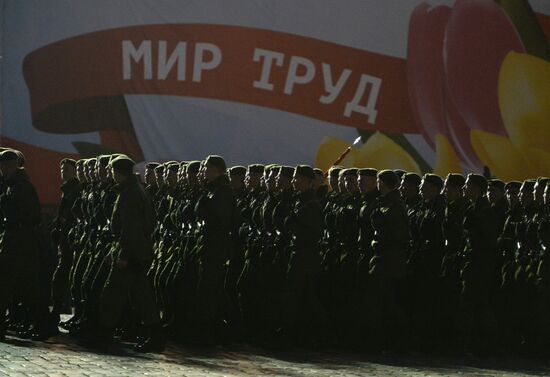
[534,181,550,349]
[194,155,236,343]
[458,174,498,354]
[313,168,329,207]
[408,174,445,349]
[283,165,326,343]
[488,180,508,231]
[98,156,163,352]
[357,168,379,273]
[496,180,522,348]
[368,169,410,350]
[439,173,467,345]
[224,165,248,336]
[0,150,42,340]
[333,168,361,342]
[51,158,81,325]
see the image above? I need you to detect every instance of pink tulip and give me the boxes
[407,3,452,148]
[444,0,525,136]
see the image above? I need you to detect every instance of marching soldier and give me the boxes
[408,174,445,349]
[0,150,42,340]
[496,181,523,349]
[51,159,81,327]
[283,165,326,344]
[98,156,163,352]
[488,179,508,236]
[459,174,498,354]
[194,155,236,343]
[440,173,467,345]
[368,170,410,351]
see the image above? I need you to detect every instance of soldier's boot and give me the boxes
[134,325,166,353]
[60,301,83,330]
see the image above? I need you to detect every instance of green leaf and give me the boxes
[356,128,431,174]
[381,132,432,174]
[496,0,550,61]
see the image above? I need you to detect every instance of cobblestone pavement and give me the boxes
[1,333,550,377]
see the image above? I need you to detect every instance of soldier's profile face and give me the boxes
[144,168,156,185]
[488,187,504,204]
[463,180,475,200]
[112,168,123,184]
[519,185,533,205]
[420,180,438,200]
[338,177,346,192]
[420,179,429,198]
[329,176,338,191]
[399,181,417,199]
[443,181,460,201]
[97,164,108,181]
[376,178,384,193]
[534,182,544,203]
[204,162,222,183]
[166,170,178,186]
[2,159,19,176]
[266,170,277,191]
[506,187,519,205]
[230,174,245,190]
[292,173,310,192]
[245,172,261,189]
[344,175,358,192]
[187,172,198,185]
[61,163,76,182]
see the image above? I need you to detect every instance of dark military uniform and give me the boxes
[99,174,160,331]
[496,200,523,347]
[194,174,236,338]
[440,196,467,343]
[357,189,379,280]
[368,189,410,349]
[283,188,326,340]
[51,177,81,315]
[333,190,361,341]
[354,188,379,337]
[408,194,445,347]
[514,200,539,346]
[458,196,498,351]
[0,168,42,335]
[535,203,550,348]
[237,186,266,337]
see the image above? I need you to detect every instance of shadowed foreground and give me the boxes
[1,332,550,377]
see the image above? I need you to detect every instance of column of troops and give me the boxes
[0,147,549,355]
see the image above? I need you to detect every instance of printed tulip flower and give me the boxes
[406,0,550,178]
[432,134,462,177]
[445,0,525,135]
[470,129,534,181]
[407,3,451,148]
[497,52,550,177]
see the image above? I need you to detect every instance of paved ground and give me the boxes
[1,332,550,377]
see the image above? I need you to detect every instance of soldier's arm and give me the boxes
[117,193,145,262]
[209,187,236,233]
[13,182,41,228]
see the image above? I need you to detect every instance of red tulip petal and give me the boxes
[407,3,452,147]
[445,94,482,170]
[444,0,525,135]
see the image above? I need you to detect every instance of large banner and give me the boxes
[1,0,550,204]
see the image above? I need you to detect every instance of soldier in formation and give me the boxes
[1,147,550,356]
